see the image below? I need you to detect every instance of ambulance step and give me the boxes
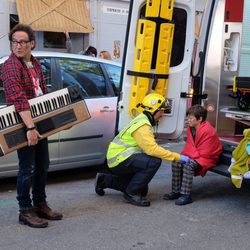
[210,163,250,184]
[209,164,230,178]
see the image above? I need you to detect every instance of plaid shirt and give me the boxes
[1,53,47,112]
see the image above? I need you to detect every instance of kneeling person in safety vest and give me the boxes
[95,93,190,207]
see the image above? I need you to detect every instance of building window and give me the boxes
[43,32,66,49]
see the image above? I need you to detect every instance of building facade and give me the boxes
[0,0,130,62]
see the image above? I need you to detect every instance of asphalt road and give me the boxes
[0,142,250,250]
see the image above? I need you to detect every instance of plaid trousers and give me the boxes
[171,160,201,195]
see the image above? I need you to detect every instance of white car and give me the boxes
[0,52,121,177]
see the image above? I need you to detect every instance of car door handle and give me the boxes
[100,106,115,112]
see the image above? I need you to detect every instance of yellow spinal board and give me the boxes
[145,0,161,17]
[129,0,175,118]
[129,19,156,117]
[154,22,175,97]
[145,0,174,20]
[160,0,174,20]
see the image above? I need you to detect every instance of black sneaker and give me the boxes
[123,192,150,207]
[175,194,192,206]
[163,192,181,200]
[95,173,105,196]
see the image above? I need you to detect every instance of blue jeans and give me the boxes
[16,138,50,211]
[103,153,161,195]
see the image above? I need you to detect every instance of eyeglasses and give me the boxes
[11,40,31,47]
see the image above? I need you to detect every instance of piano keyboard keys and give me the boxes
[0,87,77,130]
[0,85,88,156]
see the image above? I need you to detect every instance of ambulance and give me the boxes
[118,0,249,180]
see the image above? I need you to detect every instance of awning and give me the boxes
[16,0,93,33]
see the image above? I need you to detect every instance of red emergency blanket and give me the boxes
[181,121,222,176]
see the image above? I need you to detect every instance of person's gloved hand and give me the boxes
[180,155,190,163]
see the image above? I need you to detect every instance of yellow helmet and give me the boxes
[138,93,169,113]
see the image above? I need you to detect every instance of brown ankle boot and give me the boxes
[35,203,63,220]
[19,209,48,228]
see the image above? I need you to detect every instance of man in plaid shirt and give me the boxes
[1,24,62,228]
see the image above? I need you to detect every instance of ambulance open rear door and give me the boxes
[118,0,195,139]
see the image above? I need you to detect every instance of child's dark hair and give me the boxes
[9,24,36,43]
[186,104,207,122]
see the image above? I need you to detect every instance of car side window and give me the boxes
[58,59,106,98]
[38,58,52,93]
[103,64,121,96]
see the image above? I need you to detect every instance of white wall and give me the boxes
[0,0,12,56]
[89,0,130,62]
[0,0,130,60]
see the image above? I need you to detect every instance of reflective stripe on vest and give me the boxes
[112,137,132,148]
[107,148,142,166]
[107,113,150,168]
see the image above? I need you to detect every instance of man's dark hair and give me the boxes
[9,23,36,43]
[186,104,207,122]
[84,46,97,57]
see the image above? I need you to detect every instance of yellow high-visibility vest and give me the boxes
[107,113,154,168]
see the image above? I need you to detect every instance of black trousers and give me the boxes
[103,153,161,195]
